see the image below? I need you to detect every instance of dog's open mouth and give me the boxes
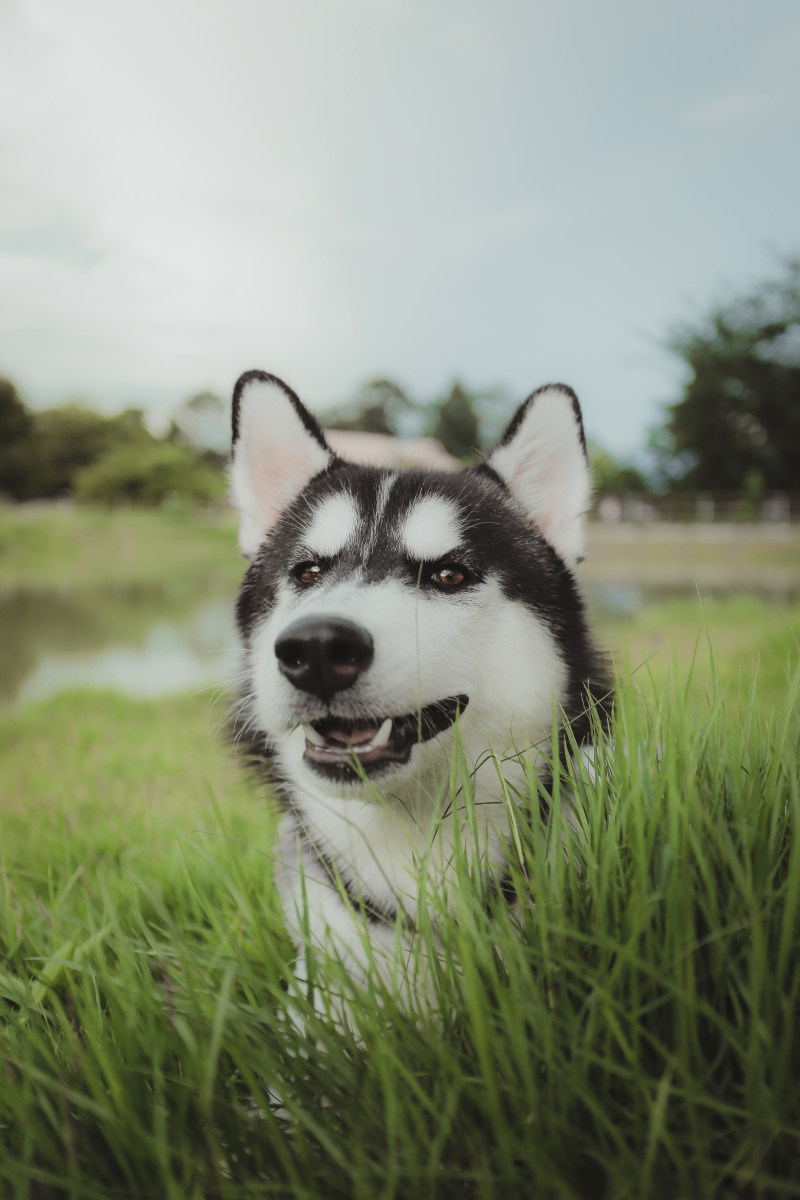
[302,694,469,778]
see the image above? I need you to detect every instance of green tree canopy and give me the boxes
[0,378,35,499]
[428,382,481,460]
[653,258,800,490]
[74,442,226,507]
[587,442,649,493]
[30,405,156,498]
[325,378,413,436]
[0,384,229,505]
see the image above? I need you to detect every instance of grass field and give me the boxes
[1,507,799,1198]
[0,504,243,592]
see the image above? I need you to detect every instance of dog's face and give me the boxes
[231,372,594,801]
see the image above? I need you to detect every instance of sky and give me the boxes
[1,0,798,457]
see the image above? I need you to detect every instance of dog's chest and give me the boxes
[274,769,513,968]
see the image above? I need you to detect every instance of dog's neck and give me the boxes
[276,748,543,929]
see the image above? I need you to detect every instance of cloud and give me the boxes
[0,0,376,406]
[441,202,550,257]
[0,0,552,414]
[684,85,795,127]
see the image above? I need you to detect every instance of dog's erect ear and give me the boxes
[484,384,590,566]
[230,371,335,557]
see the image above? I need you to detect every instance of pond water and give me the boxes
[2,578,797,709]
[0,584,240,708]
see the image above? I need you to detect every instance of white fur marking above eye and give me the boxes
[303,493,359,557]
[400,496,462,561]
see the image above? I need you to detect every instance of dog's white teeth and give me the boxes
[304,717,393,757]
[375,718,392,747]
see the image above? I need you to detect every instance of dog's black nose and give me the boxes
[274,616,374,704]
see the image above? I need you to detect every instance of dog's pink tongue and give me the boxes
[327,725,378,747]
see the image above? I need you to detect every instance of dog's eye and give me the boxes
[431,564,468,589]
[294,562,323,585]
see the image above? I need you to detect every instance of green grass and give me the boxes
[0,503,242,591]
[595,594,800,713]
[2,506,799,1196]
[0,690,262,852]
[1,661,799,1198]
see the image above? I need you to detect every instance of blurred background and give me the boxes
[1,0,798,747]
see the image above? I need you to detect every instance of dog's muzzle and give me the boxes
[274,614,469,781]
[274,615,374,704]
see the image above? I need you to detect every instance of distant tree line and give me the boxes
[323,377,486,462]
[2,256,797,505]
[0,384,227,505]
[325,378,647,493]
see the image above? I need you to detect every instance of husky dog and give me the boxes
[230,370,609,994]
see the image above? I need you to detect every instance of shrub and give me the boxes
[73,442,227,506]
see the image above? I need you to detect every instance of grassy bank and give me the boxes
[598,594,800,713]
[0,503,242,592]
[582,521,800,590]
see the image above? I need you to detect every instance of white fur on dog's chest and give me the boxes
[274,749,538,981]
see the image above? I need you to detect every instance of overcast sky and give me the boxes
[1,0,798,455]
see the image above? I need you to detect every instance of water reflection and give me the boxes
[2,579,797,709]
[1,585,239,707]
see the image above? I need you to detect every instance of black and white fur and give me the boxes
[230,370,609,994]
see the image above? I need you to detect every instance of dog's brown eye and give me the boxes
[295,562,323,585]
[431,564,468,589]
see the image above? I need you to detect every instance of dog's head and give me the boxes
[230,370,600,800]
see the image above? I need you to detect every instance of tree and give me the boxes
[588,442,649,493]
[325,378,413,436]
[428,382,482,460]
[653,258,800,490]
[0,378,34,499]
[29,405,156,498]
[74,442,226,506]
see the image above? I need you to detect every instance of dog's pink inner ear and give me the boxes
[241,439,317,522]
[230,377,332,557]
[486,386,590,567]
